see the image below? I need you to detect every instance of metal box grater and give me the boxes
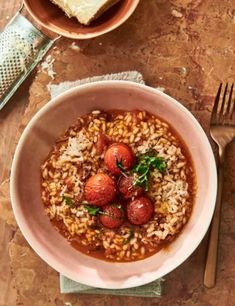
[0,9,55,110]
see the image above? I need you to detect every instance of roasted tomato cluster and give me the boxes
[84,143,154,229]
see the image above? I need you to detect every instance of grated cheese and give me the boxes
[41,55,56,79]
[60,131,91,162]
[156,87,166,92]
[136,141,150,154]
[69,42,81,51]
[171,9,183,18]
[163,179,189,210]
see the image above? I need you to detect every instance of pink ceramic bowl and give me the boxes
[10,81,217,289]
[24,0,140,39]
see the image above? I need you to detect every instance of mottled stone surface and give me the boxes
[0,0,235,305]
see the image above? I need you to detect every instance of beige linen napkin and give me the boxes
[48,71,164,297]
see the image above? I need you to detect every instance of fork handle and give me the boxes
[204,164,224,288]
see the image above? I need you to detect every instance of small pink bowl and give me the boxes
[24,0,140,39]
[10,81,217,289]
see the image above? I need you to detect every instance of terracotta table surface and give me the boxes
[1,0,235,305]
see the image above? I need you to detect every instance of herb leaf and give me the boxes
[146,156,167,173]
[124,226,135,244]
[133,154,167,191]
[84,205,100,216]
[62,195,74,206]
[116,158,126,172]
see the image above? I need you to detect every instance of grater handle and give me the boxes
[0,8,59,110]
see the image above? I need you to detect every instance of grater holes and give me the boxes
[0,14,52,102]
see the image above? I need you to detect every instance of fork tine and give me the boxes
[225,84,233,116]
[230,84,235,120]
[211,83,222,124]
[219,83,228,118]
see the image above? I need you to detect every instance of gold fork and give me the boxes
[204,83,235,288]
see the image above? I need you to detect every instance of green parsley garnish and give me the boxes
[133,154,167,191]
[116,158,128,176]
[116,158,126,171]
[62,195,74,206]
[124,226,135,244]
[84,205,101,216]
[84,203,123,217]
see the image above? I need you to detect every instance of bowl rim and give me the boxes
[10,80,217,288]
[23,0,140,39]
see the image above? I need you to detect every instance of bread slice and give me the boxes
[51,0,121,25]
